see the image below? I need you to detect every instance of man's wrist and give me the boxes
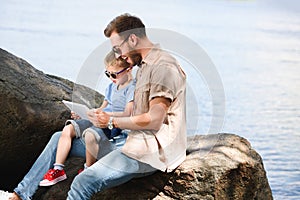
[112,117,118,128]
[107,117,114,130]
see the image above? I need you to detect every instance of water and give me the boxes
[1,0,300,199]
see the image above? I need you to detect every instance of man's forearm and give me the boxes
[114,104,167,131]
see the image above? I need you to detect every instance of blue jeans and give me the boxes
[13,131,157,200]
[67,150,157,199]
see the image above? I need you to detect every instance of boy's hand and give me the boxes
[88,109,101,127]
[70,111,81,120]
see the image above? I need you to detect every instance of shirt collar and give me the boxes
[138,44,161,67]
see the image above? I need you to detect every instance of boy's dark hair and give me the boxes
[104,13,146,39]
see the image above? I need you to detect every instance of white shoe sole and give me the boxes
[39,174,67,186]
[0,190,13,200]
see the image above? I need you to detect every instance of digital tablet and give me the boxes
[62,100,90,120]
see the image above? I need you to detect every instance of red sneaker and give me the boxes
[39,169,67,186]
[78,168,84,174]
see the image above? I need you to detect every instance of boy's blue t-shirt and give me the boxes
[102,79,136,113]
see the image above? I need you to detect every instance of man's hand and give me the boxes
[97,111,110,128]
[87,109,110,128]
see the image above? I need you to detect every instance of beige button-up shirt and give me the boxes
[122,44,187,172]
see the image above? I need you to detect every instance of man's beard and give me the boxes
[127,49,142,66]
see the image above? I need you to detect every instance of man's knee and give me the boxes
[50,131,62,142]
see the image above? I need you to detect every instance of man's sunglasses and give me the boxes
[112,34,130,55]
[105,67,130,79]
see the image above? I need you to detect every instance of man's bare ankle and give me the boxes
[9,192,21,200]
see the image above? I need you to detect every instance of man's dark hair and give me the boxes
[104,13,146,39]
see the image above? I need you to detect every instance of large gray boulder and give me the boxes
[34,134,273,200]
[0,48,103,190]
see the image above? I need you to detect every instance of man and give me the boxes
[6,13,186,200]
[96,13,187,172]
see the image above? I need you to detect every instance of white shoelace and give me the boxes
[0,190,13,200]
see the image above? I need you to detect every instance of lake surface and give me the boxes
[1,0,300,199]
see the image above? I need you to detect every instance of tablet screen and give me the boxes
[62,100,90,120]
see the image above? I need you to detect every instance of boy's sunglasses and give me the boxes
[105,67,130,79]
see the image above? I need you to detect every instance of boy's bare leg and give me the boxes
[84,131,99,167]
[55,124,76,165]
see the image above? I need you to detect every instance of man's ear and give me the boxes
[128,34,138,46]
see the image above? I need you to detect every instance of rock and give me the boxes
[33,133,273,200]
[0,48,104,190]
